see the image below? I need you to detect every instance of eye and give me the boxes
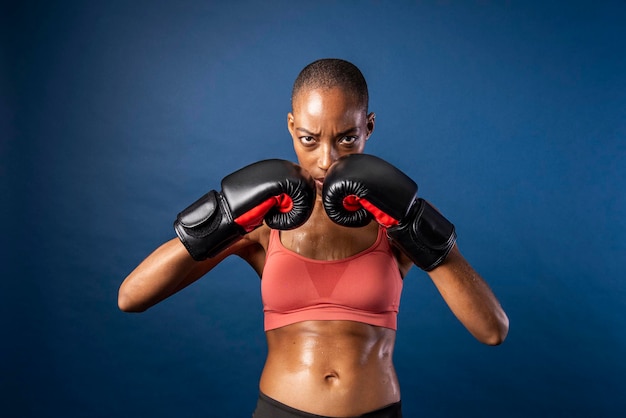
[339,136,359,146]
[299,136,316,146]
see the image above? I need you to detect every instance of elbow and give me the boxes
[481,313,509,346]
[482,330,507,346]
[117,286,148,313]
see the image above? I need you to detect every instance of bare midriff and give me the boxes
[259,320,400,417]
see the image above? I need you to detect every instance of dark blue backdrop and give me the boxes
[3,1,625,417]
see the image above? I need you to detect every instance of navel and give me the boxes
[324,370,340,383]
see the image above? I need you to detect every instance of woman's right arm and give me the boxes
[119,159,315,312]
[118,237,252,313]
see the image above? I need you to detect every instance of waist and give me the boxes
[254,392,402,418]
[260,320,400,417]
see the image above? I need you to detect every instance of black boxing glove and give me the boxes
[174,159,315,260]
[323,154,456,271]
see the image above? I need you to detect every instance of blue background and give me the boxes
[3,1,625,417]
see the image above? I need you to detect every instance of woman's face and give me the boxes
[288,87,375,195]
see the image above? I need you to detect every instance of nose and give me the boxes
[318,143,337,171]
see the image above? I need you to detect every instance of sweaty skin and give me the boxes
[118,85,508,417]
[246,207,405,416]
[241,87,405,415]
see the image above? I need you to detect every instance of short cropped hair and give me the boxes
[291,58,369,111]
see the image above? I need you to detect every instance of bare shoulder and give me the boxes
[390,240,414,278]
[244,224,271,249]
[232,224,270,277]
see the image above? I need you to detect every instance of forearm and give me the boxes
[428,245,509,345]
[118,238,218,312]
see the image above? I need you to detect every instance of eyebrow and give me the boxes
[295,127,359,137]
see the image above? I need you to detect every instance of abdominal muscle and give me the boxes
[259,320,400,417]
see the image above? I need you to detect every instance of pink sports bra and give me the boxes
[261,227,403,331]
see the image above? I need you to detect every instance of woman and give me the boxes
[118,59,509,417]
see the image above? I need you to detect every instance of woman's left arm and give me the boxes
[426,244,509,345]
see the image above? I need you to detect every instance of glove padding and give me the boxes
[323,154,456,271]
[175,159,315,260]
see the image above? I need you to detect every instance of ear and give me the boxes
[287,112,295,136]
[366,112,376,139]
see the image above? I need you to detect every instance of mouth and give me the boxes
[314,177,325,189]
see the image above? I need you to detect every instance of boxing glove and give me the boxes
[174,159,315,260]
[323,154,456,271]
